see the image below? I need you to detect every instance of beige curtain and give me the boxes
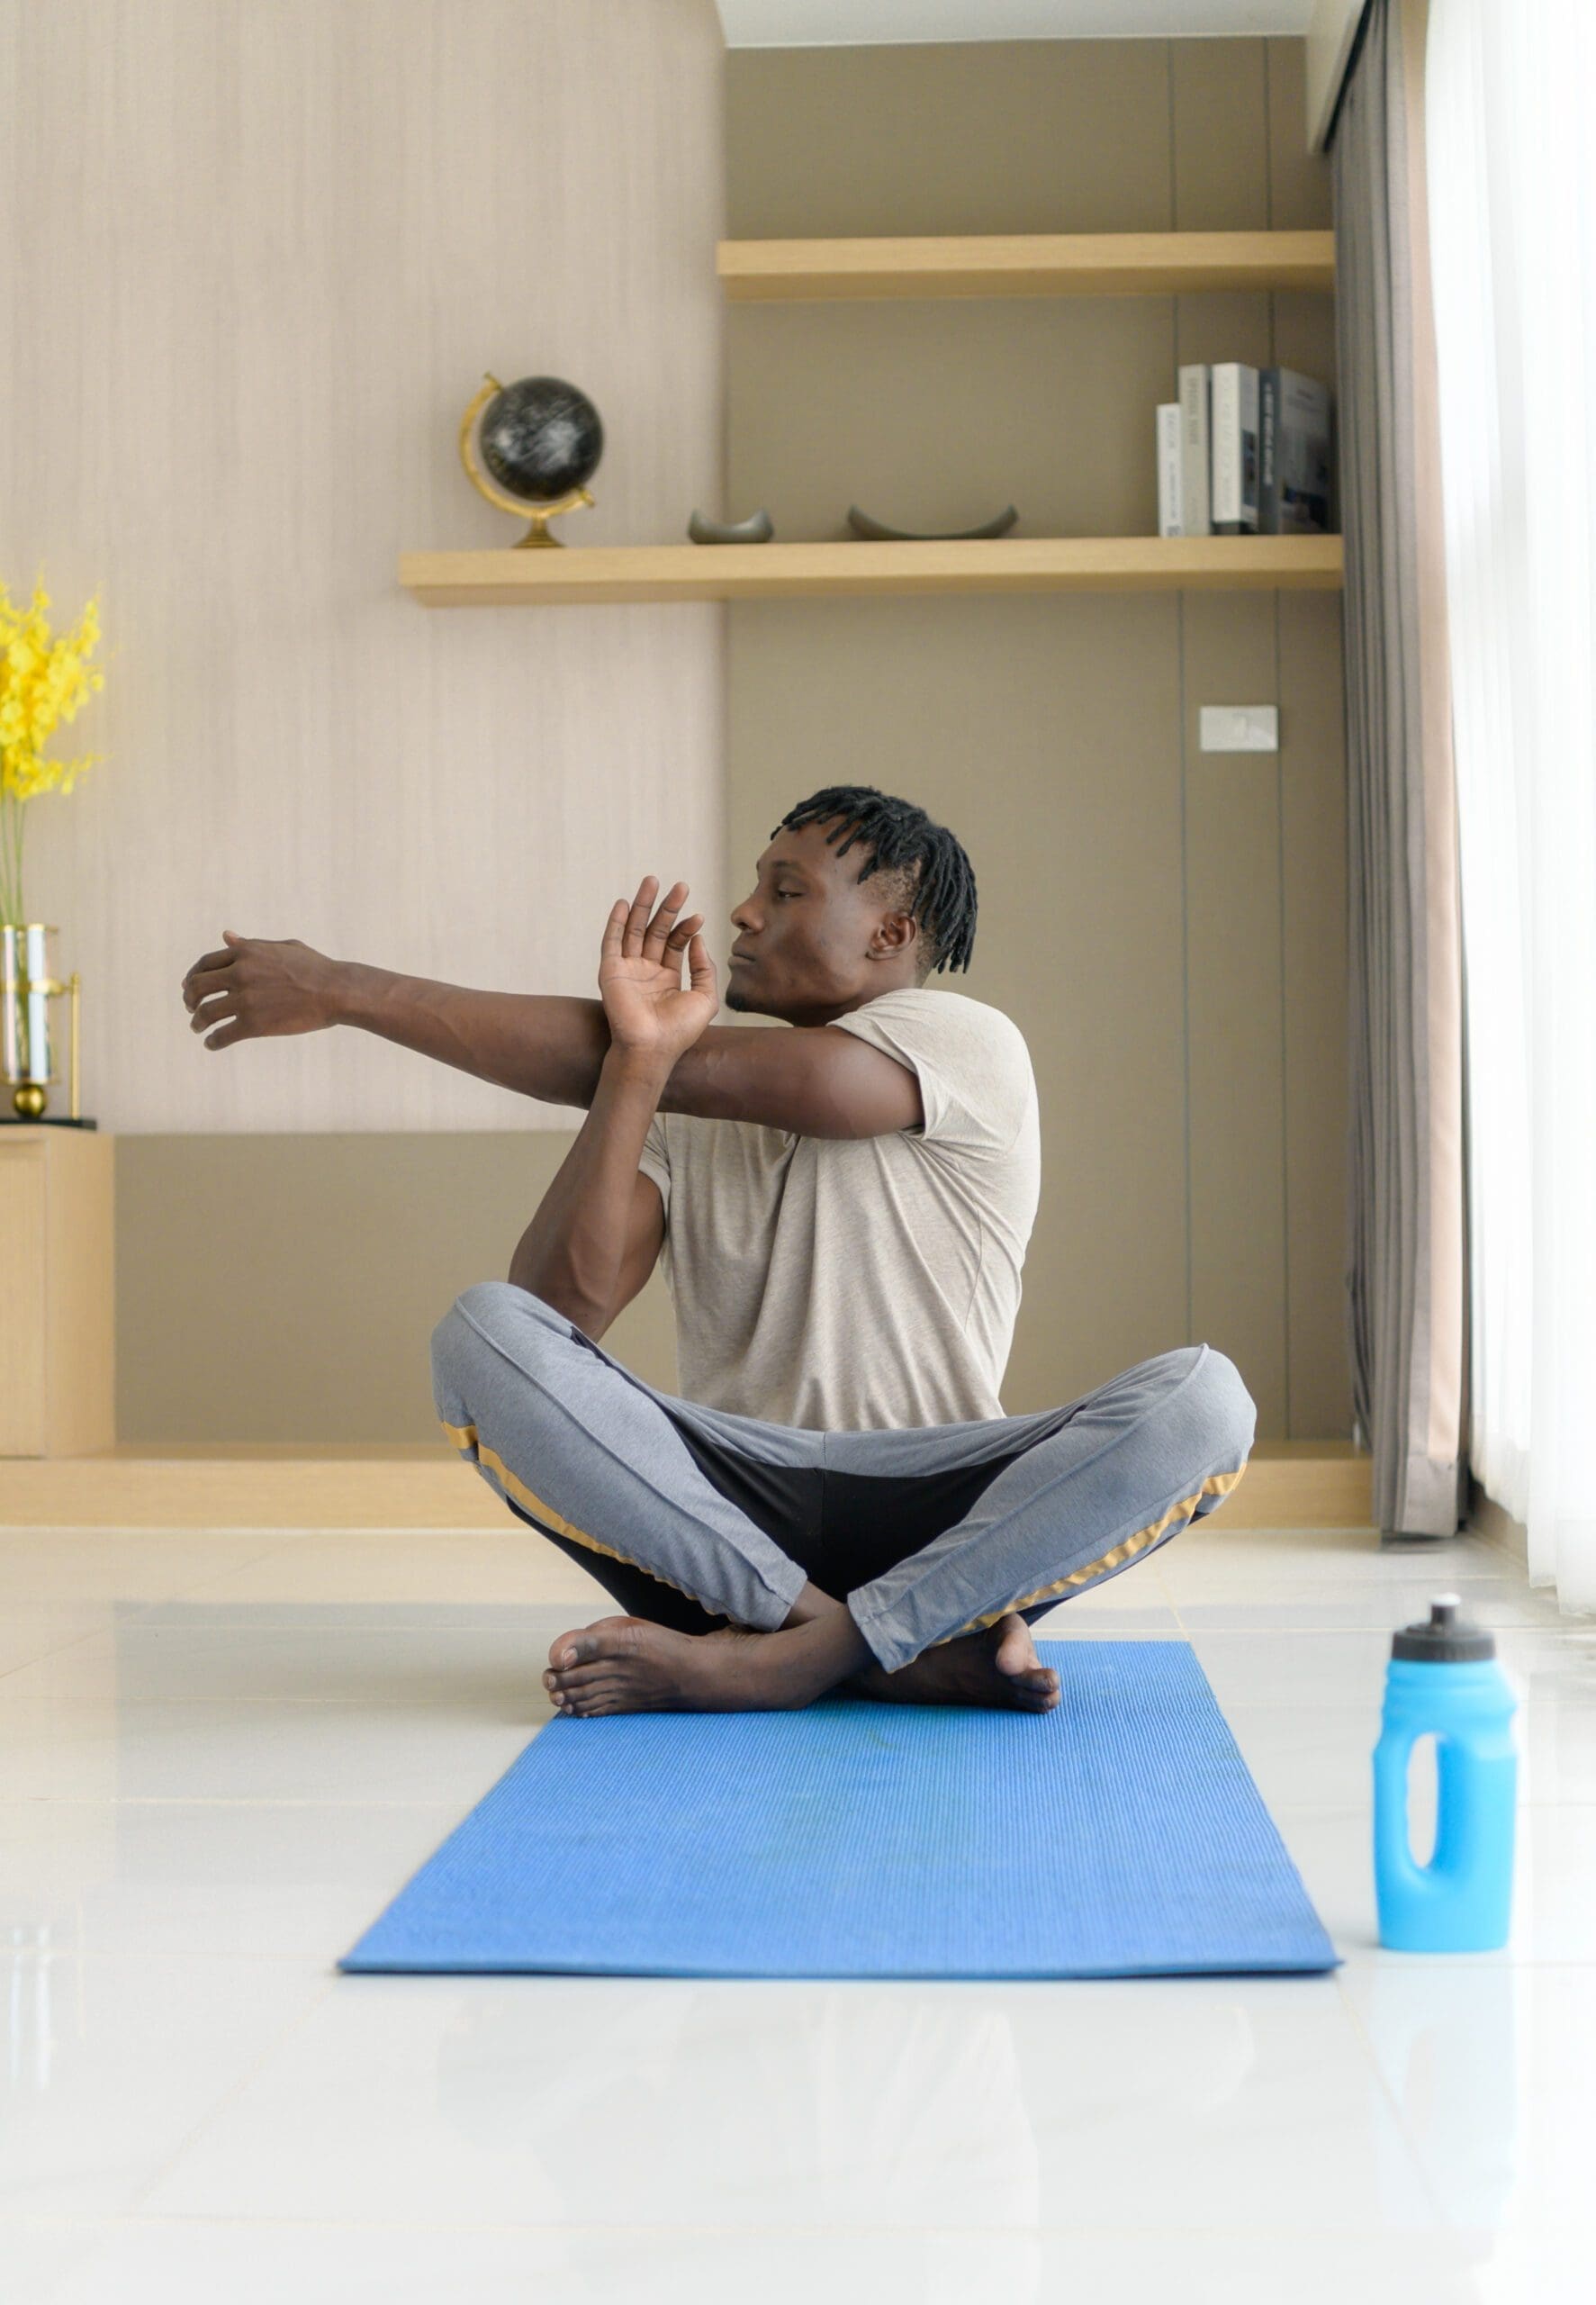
[1330,0,1469,1537]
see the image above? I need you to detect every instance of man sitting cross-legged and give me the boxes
[180,784,1256,1715]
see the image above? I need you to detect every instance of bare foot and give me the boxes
[849,1613,1060,1712]
[543,1610,869,1717]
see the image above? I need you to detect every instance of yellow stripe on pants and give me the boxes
[941,1461,1250,1641]
[439,1418,709,1605]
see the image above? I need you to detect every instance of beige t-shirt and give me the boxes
[638,987,1041,1431]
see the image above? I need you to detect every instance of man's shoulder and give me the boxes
[841,982,1023,1030]
[835,985,1034,1070]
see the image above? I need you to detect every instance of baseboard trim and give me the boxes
[1466,1473,1528,1567]
[0,1439,1373,1533]
[1224,1442,1371,1530]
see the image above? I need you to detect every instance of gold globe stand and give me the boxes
[458,373,596,547]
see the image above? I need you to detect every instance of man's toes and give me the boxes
[546,1614,646,1673]
[546,1623,609,1672]
[998,1642,1059,1709]
[548,1677,601,1716]
[545,1659,613,1696]
[565,1678,629,1716]
[1007,1674,1058,1711]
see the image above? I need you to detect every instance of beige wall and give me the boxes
[114,1134,678,1444]
[3,0,726,1136]
[724,38,1349,1439]
[74,24,1349,1448]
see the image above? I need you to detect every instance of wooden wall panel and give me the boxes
[726,594,1189,1415]
[1268,33,1337,229]
[726,41,1173,240]
[114,1130,679,1445]
[1170,37,1271,231]
[1172,38,1280,1432]
[726,37,1353,1440]
[1279,588,1352,1438]
[50,25,1356,1448]
[1,0,726,1134]
[1181,592,1289,1434]
[725,297,1174,545]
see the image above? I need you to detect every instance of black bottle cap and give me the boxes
[1391,1594,1496,1662]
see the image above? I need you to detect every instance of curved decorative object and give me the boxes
[845,503,1020,543]
[687,507,774,545]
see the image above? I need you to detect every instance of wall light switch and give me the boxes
[1199,705,1278,752]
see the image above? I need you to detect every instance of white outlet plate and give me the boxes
[1199,705,1279,752]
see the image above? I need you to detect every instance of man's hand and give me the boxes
[181,931,340,1049]
[598,877,717,1067]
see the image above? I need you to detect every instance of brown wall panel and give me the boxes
[726,37,1351,1438]
[1171,38,1270,230]
[726,41,1173,239]
[1278,590,1352,1438]
[728,593,1188,1415]
[1181,591,1289,1433]
[1267,35,1336,230]
[116,1134,678,1446]
[726,296,1174,544]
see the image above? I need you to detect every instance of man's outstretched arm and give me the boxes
[180,881,922,1140]
[342,964,614,1107]
[336,955,921,1138]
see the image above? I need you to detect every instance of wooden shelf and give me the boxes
[401,535,1343,605]
[717,230,1335,303]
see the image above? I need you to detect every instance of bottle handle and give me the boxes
[1374,1720,1440,1899]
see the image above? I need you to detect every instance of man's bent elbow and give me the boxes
[503,1256,610,1341]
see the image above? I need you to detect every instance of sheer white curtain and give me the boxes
[1426,0,1596,1604]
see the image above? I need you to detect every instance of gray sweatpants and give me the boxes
[429,1282,1257,1675]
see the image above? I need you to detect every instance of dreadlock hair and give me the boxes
[773,784,978,977]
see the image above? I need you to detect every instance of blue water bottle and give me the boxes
[1373,1595,1518,1952]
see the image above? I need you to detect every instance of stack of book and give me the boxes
[1156,365,1333,536]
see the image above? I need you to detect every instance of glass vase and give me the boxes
[1,923,79,1119]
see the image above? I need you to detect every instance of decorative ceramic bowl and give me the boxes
[687,508,775,544]
[845,503,1019,542]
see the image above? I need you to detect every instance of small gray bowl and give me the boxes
[845,503,1019,542]
[687,508,774,545]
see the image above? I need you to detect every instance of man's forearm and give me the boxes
[507,1047,666,1333]
[327,960,920,1139]
[333,963,611,1107]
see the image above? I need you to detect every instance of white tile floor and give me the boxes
[3,1515,1592,2304]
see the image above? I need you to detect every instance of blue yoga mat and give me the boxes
[340,1640,1337,1978]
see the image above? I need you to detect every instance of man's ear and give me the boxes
[870,910,918,963]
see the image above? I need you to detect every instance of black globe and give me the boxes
[479,375,603,503]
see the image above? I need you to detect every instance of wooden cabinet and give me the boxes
[0,1126,114,1456]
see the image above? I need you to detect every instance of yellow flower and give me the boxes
[0,577,107,885]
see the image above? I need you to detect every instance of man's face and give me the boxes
[725,818,915,1024]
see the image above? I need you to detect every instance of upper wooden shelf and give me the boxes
[717,230,1336,303]
[401,536,1343,606]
